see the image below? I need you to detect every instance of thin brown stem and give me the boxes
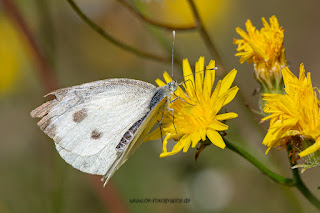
[118,0,197,31]
[67,0,180,66]
[187,0,226,75]
[1,0,58,91]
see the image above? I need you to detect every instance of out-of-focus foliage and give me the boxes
[0,16,25,97]
[0,0,320,213]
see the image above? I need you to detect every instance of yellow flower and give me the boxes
[234,15,286,93]
[147,57,238,157]
[145,0,227,26]
[262,64,320,158]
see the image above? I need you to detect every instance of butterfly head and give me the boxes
[167,81,178,93]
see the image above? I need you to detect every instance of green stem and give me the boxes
[224,139,295,186]
[293,168,320,209]
[66,0,180,66]
[288,146,320,209]
[226,139,320,209]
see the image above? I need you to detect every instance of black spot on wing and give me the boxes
[91,129,102,140]
[73,108,87,123]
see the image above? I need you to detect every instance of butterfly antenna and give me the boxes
[171,30,175,79]
[182,67,218,80]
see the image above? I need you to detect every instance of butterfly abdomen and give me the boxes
[116,114,148,152]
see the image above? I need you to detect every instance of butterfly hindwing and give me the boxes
[31,79,156,175]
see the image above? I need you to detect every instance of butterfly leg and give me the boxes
[171,95,196,106]
[157,109,167,144]
[180,79,200,103]
[168,108,179,139]
[170,97,178,104]
[157,121,164,144]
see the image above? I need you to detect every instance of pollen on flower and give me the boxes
[262,64,320,158]
[234,15,286,93]
[145,57,239,157]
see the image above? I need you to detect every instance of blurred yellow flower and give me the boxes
[262,64,320,158]
[234,15,286,93]
[147,57,238,157]
[0,16,24,96]
[146,0,226,25]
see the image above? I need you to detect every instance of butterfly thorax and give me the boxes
[164,81,178,106]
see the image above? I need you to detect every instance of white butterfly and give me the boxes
[31,78,178,186]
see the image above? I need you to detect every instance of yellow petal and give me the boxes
[160,152,170,158]
[222,86,239,107]
[155,78,166,87]
[261,113,278,121]
[271,118,298,129]
[163,71,173,84]
[298,63,306,81]
[282,67,296,88]
[281,130,301,137]
[236,27,250,41]
[219,69,237,96]
[191,131,201,148]
[171,141,185,153]
[299,138,320,157]
[208,121,228,131]
[207,60,216,71]
[211,93,229,116]
[175,86,191,103]
[182,58,194,90]
[182,134,192,152]
[207,128,226,149]
[211,80,221,103]
[216,112,238,120]
[162,134,172,153]
[265,147,272,155]
[203,60,216,98]
[262,127,282,147]
[203,67,213,99]
[199,128,206,141]
[195,56,204,95]
[269,15,279,29]
[161,137,186,157]
[261,17,270,28]
[144,127,162,142]
[248,40,267,59]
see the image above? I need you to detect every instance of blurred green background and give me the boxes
[1,0,320,212]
